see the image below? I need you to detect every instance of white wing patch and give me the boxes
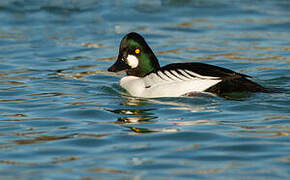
[156,71,171,81]
[171,70,190,81]
[120,69,222,98]
[178,69,193,79]
[184,70,220,80]
[164,70,178,80]
[141,69,222,97]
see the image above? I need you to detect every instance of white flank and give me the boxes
[120,69,222,98]
[127,55,139,68]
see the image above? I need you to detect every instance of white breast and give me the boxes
[120,69,222,98]
[120,76,145,97]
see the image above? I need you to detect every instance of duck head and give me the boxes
[108,32,160,77]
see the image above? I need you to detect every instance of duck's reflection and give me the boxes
[117,116,157,124]
[108,95,219,133]
[107,108,157,125]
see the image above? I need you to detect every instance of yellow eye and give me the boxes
[135,48,140,54]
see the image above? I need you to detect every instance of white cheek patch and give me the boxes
[127,55,139,68]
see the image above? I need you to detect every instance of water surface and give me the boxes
[0,0,289,179]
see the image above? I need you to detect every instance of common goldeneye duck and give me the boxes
[108,32,267,98]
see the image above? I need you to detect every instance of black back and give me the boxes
[147,62,268,95]
[153,62,250,79]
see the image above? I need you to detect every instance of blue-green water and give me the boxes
[0,0,290,179]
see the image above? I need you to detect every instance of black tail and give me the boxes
[206,77,268,96]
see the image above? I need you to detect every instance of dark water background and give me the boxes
[0,0,289,179]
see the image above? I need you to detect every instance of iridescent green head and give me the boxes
[108,32,160,77]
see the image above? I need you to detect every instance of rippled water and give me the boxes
[0,0,289,179]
